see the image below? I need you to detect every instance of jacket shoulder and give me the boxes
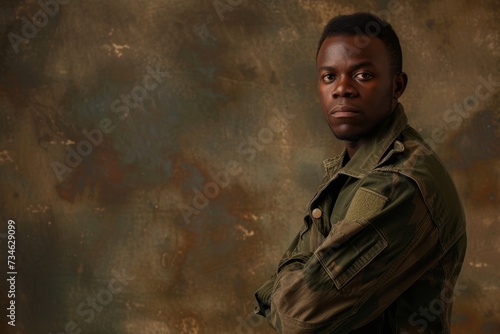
[386,126,466,251]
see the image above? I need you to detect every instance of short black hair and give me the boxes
[317,13,403,74]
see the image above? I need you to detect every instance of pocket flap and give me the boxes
[315,222,388,290]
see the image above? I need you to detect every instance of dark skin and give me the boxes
[317,35,408,158]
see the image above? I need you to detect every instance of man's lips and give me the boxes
[330,105,360,118]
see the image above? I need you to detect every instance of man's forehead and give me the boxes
[317,35,389,66]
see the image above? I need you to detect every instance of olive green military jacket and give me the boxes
[254,104,467,333]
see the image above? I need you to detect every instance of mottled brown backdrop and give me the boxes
[0,0,499,333]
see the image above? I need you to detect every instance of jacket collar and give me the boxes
[323,103,408,179]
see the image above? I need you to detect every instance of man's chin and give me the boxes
[331,124,379,142]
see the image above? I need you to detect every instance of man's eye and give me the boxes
[322,74,336,83]
[355,72,373,81]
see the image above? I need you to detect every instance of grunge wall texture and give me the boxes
[0,0,498,333]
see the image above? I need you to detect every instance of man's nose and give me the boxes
[332,76,357,98]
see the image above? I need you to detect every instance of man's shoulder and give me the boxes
[371,124,452,190]
[388,125,466,250]
[395,125,452,184]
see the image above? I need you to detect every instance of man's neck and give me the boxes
[345,140,361,159]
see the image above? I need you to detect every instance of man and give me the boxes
[254,13,467,333]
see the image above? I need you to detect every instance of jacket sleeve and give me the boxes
[257,173,442,333]
[255,205,327,328]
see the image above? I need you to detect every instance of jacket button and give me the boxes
[312,208,322,219]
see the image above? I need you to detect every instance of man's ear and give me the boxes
[393,72,408,99]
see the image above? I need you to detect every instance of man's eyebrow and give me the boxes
[317,61,376,72]
[318,65,336,72]
[350,60,376,71]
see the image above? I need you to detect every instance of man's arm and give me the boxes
[258,173,442,333]
[255,207,327,326]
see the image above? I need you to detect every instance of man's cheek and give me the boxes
[318,99,328,113]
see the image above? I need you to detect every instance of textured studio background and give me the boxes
[0,0,499,333]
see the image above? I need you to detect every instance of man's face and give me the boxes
[317,35,398,142]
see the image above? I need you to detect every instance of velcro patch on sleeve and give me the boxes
[344,187,388,221]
